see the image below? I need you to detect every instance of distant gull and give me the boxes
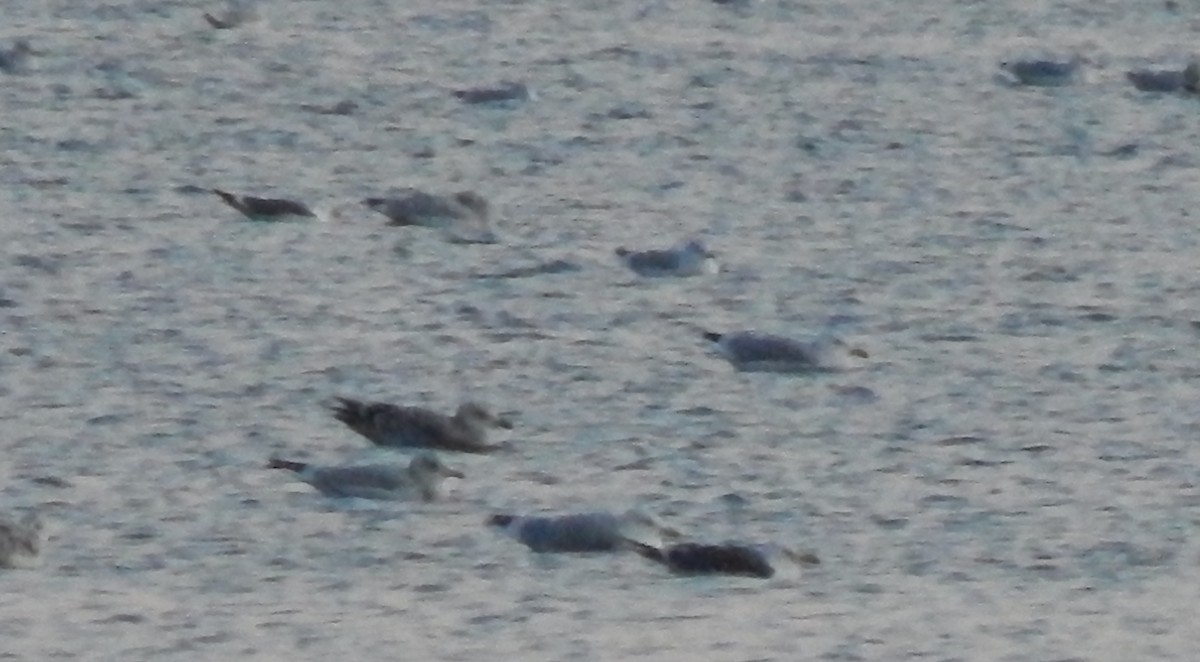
[212,189,316,221]
[267,451,464,501]
[0,510,42,569]
[329,398,513,454]
[1126,62,1200,93]
[487,510,675,553]
[615,239,720,277]
[999,57,1082,87]
[0,39,33,74]
[204,0,260,29]
[628,541,784,578]
[363,189,495,242]
[453,81,534,105]
[703,330,868,373]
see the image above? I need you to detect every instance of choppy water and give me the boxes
[3,0,1200,659]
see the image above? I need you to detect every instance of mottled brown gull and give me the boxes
[999,57,1083,87]
[615,239,719,277]
[212,188,315,221]
[204,0,260,29]
[0,510,43,569]
[329,398,512,454]
[702,330,868,373]
[627,541,819,579]
[0,40,33,74]
[363,189,495,242]
[267,452,464,501]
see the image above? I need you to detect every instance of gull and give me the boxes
[0,510,43,569]
[452,81,534,105]
[615,239,720,277]
[204,0,260,29]
[702,330,868,373]
[0,39,33,74]
[1126,62,1200,93]
[363,189,495,242]
[267,451,464,501]
[999,57,1082,87]
[627,541,819,579]
[211,189,315,221]
[328,398,513,454]
[487,509,676,553]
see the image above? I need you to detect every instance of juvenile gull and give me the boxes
[0,510,43,569]
[329,398,513,454]
[999,57,1082,87]
[363,189,492,239]
[0,39,33,74]
[615,239,719,277]
[204,0,260,28]
[453,81,534,105]
[267,452,464,501]
[487,510,674,553]
[212,189,315,221]
[703,330,868,373]
[628,541,819,579]
[1126,62,1200,93]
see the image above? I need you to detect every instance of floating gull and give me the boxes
[453,81,534,105]
[0,39,33,74]
[329,398,513,454]
[1126,62,1200,93]
[0,510,43,569]
[703,330,868,373]
[487,510,675,553]
[268,452,464,501]
[363,189,495,242]
[615,239,719,277]
[999,57,1082,87]
[629,541,818,579]
[212,189,315,221]
[204,0,260,29]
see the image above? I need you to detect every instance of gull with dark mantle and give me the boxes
[615,239,720,277]
[0,510,43,569]
[267,452,464,501]
[328,398,513,454]
[702,329,868,373]
[487,510,676,553]
[211,189,316,221]
[627,541,819,579]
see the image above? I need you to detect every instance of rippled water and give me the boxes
[3,0,1199,659]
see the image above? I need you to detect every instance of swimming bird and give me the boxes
[627,541,777,578]
[487,510,674,553]
[329,398,513,454]
[0,510,43,569]
[211,189,315,221]
[453,81,534,105]
[267,452,464,501]
[1126,62,1200,93]
[204,0,260,28]
[0,39,33,74]
[615,239,720,277]
[363,189,492,239]
[702,330,868,373]
[999,57,1082,87]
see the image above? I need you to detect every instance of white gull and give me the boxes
[268,452,464,501]
[703,329,868,373]
[615,239,719,277]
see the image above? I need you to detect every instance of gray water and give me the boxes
[2,0,1199,660]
